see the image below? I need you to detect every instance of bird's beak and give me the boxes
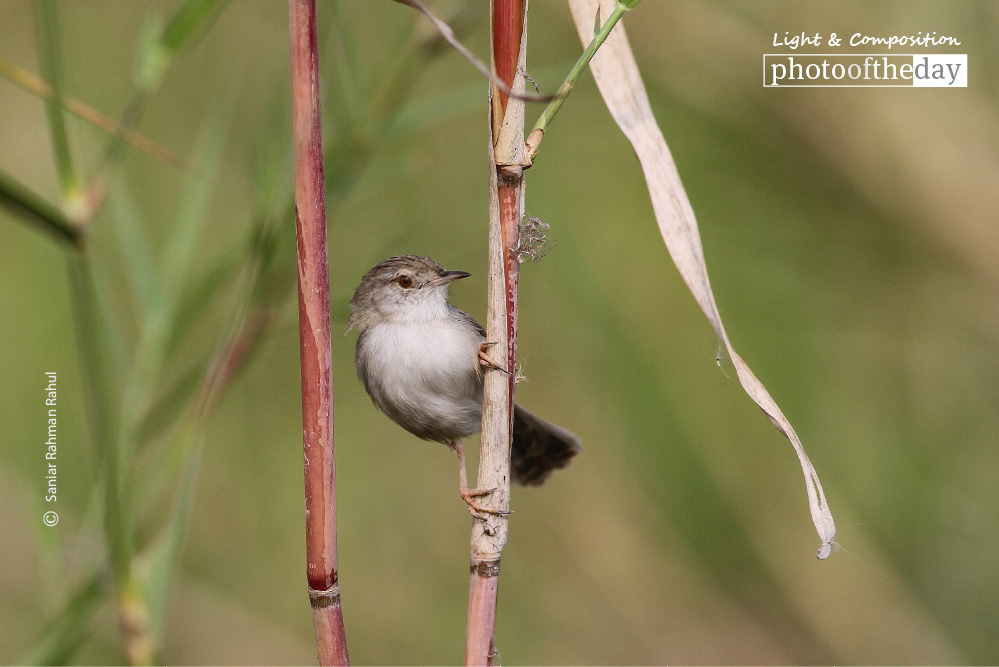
[429,270,470,287]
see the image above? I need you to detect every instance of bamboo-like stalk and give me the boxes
[465,1,528,664]
[288,0,349,664]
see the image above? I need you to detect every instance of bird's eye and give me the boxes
[396,275,414,288]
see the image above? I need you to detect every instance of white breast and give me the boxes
[357,317,484,442]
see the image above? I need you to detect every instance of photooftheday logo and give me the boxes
[764,54,967,87]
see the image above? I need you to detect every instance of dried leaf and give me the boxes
[566,0,836,558]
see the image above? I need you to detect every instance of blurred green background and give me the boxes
[2,0,997,664]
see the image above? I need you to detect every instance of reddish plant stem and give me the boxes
[498,186,521,375]
[490,0,524,113]
[288,0,348,664]
[466,559,501,664]
[466,1,526,665]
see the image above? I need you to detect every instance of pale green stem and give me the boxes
[33,0,80,201]
[65,250,132,589]
[66,250,153,664]
[527,0,638,161]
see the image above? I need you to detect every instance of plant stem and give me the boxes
[288,0,349,664]
[466,1,527,664]
[0,167,81,245]
[65,250,129,582]
[525,0,638,162]
[33,0,80,201]
[35,5,154,659]
[65,249,155,664]
[0,60,186,169]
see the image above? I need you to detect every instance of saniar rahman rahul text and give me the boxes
[45,372,58,503]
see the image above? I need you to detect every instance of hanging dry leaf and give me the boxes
[566,0,836,559]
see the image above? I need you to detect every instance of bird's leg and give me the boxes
[453,439,511,519]
[478,342,511,376]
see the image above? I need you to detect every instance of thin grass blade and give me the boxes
[139,0,231,89]
[32,0,80,201]
[18,574,105,666]
[122,110,228,440]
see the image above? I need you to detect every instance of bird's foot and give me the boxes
[460,486,512,520]
[478,342,511,376]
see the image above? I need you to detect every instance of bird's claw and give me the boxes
[478,342,511,376]
[460,487,512,520]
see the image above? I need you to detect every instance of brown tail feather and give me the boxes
[511,404,582,486]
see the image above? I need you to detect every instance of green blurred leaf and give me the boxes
[133,363,204,447]
[138,0,231,90]
[165,244,245,355]
[136,221,285,648]
[250,91,294,221]
[66,249,133,589]
[18,574,105,666]
[382,82,483,140]
[107,184,157,312]
[122,108,229,441]
[33,0,80,200]
[550,234,837,662]
[139,437,201,644]
[161,0,230,52]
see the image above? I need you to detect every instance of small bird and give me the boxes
[347,255,581,517]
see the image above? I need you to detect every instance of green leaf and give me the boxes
[66,249,133,586]
[107,183,158,313]
[138,0,231,89]
[160,0,230,52]
[121,108,229,444]
[33,0,80,200]
[165,243,246,356]
[139,438,201,644]
[132,362,204,446]
[18,574,105,666]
